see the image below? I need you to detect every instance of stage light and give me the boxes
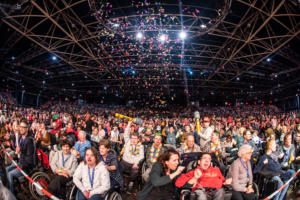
[11,56,15,60]
[71,83,75,86]
[266,58,271,62]
[236,77,240,81]
[179,31,187,40]
[200,24,207,29]
[159,34,166,42]
[189,71,193,76]
[250,85,253,89]
[136,32,143,39]
[132,70,136,75]
[52,56,57,61]
[274,74,278,78]
[84,75,88,79]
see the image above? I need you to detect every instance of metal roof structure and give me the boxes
[0,0,299,106]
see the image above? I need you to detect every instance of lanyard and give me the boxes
[62,153,71,167]
[100,155,107,164]
[88,167,95,188]
[240,158,249,179]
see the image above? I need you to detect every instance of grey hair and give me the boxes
[0,180,17,200]
[79,130,86,137]
[238,144,253,157]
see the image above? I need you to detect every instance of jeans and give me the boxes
[5,163,23,193]
[76,189,104,200]
[194,188,224,200]
[272,169,295,200]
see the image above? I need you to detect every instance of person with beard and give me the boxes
[73,147,110,200]
[5,119,34,193]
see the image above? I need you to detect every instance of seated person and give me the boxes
[73,147,110,200]
[99,139,123,190]
[120,121,144,191]
[73,130,91,159]
[143,133,167,182]
[278,133,295,169]
[35,122,50,151]
[175,152,232,200]
[6,119,34,193]
[48,139,78,199]
[178,134,201,155]
[209,131,226,160]
[138,149,185,200]
[228,144,255,200]
[254,139,295,200]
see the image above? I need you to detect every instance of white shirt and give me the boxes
[73,162,110,196]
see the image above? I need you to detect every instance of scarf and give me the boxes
[183,143,198,153]
[129,142,142,157]
[149,143,162,163]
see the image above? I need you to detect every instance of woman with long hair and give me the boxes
[73,147,110,200]
[137,148,185,200]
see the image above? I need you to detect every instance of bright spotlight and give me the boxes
[189,71,193,76]
[159,34,166,42]
[200,24,207,29]
[179,31,187,40]
[236,77,240,81]
[136,32,143,39]
[52,56,57,61]
[266,58,271,62]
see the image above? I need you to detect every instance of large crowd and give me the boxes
[0,95,299,200]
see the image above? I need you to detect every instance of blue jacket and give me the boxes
[254,154,282,176]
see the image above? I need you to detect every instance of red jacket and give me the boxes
[175,166,225,191]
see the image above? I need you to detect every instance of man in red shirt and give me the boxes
[175,153,232,200]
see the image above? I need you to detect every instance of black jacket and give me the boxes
[19,136,34,171]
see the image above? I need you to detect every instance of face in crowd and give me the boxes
[153,135,162,146]
[186,135,195,148]
[130,134,139,145]
[198,153,212,170]
[165,153,179,171]
[19,122,28,136]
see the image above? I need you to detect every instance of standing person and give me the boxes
[198,117,213,152]
[137,149,185,200]
[73,147,110,200]
[120,121,144,192]
[48,139,78,199]
[5,119,34,193]
[228,144,255,200]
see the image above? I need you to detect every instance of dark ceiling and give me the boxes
[0,0,300,106]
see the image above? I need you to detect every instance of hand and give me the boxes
[132,164,138,169]
[224,178,232,185]
[105,165,110,170]
[246,186,254,193]
[263,159,268,164]
[194,169,202,179]
[279,153,284,159]
[176,166,185,175]
[83,191,90,199]
[15,146,20,154]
